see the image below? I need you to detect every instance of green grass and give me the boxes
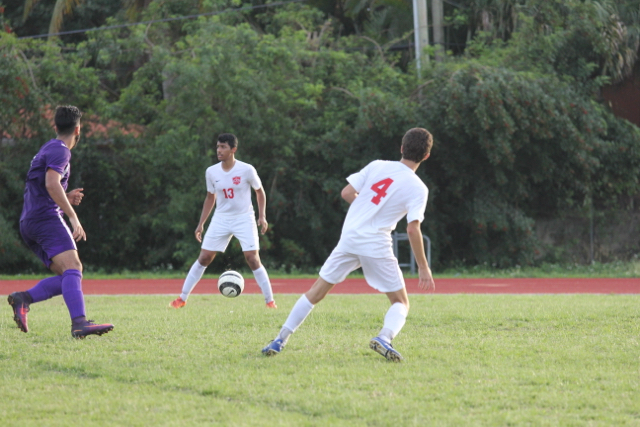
[1,294,639,426]
[436,260,640,278]
[2,259,640,280]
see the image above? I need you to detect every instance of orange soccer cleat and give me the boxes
[169,297,186,309]
[266,300,277,309]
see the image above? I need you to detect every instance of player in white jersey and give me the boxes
[169,133,277,309]
[261,128,435,361]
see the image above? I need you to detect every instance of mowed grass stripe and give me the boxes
[0,294,638,426]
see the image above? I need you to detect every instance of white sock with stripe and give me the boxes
[253,266,274,304]
[378,302,409,343]
[277,295,315,343]
[180,260,207,301]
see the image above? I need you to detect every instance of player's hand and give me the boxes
[69,217,86,242]
[257,217,268,235]
[195,226,204,243]
[67,188,84,206]
[417,266,435,292]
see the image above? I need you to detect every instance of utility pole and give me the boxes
[431,0,444,62]
[412,0,429,75]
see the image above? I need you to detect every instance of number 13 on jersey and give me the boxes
[370,178,393,205]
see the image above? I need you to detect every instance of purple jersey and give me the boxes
[20,139,71,221]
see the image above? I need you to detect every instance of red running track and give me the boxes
[0,277,638,295]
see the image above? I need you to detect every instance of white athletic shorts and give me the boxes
[319,249,405,293]
[202,213,259,252]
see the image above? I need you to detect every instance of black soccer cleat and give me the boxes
[71,319,114,339]
[8,292,31,333]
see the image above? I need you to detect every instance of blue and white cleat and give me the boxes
[262,338,285,356]
[369,337,404,362]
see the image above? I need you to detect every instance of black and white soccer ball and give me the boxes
[218,270,244,298]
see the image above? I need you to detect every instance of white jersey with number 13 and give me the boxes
[205,160,262,216]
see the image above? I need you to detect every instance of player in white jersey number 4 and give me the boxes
[262,128,435,361]
[170,133,277,309]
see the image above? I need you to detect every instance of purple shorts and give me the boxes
[20,216,77,268]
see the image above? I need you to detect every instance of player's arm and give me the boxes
[195,192,216,243]
[407,219,435,292]
[45,168,86,242]
[341,184,358,204]
[254,187,268,235]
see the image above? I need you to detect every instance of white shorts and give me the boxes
[319,250,405,293]
[202,213,259,252]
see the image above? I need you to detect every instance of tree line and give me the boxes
[1,0,639,273]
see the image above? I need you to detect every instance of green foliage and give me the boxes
[420,62,639,266]
[592,113,640,206]
[5,0,124,43]
[0,212,38,271]
[0,31,106,271]
[463,0,640,86]
[63,13,423,271]
[0,33,50,140]
[1,1,640,273]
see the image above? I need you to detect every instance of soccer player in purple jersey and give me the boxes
[7,105,114,339]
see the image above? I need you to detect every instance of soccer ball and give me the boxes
[218,270,244,298]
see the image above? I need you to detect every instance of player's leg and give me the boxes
[8,276,63,332]
[360,256,408,362]
[262,277,336,356]
[233,214,276,307]
[380,287,410,342]
[8,218,70,333]
[50,249,84,321]
[262,250,359,356]
[171,216,232,308]
[170,249,217,308]
[368,288,409,362]
[243,250,276,307]
[50,249,114,338]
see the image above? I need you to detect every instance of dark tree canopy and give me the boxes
[1,0,639,273]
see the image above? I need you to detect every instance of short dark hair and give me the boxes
[217,133,238,149]
[54,105,82,136]
[401,128,433,163]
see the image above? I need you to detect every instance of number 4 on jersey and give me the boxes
[370,178,393,205]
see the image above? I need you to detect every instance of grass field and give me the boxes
[0,293,638,426]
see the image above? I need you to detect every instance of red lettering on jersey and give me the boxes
[370,178,393,205]
[233,176,241,185]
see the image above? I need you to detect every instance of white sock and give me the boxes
[253,266,274,304]
[378,302,408,342]
[277,295,314,342]
[277,327,294,343]
[378,328,394,344]
[180,260,207,301]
